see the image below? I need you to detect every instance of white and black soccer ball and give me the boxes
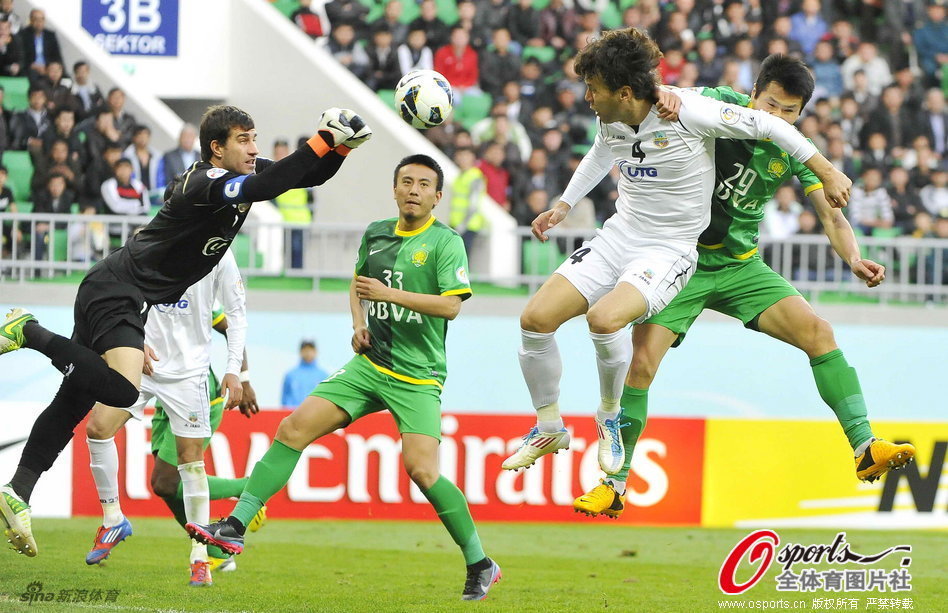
[394,70,454,130]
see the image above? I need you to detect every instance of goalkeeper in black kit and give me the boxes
[0,105,372,558]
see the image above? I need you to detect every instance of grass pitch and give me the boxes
[0,518,945,612]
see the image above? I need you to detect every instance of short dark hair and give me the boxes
[394,154,444,191]
[28,85,47,97]
[73,60,88,73]
[753,54,815,108]
[114,157,133,169]
[132,124,150,137]
[199,105,255,162]
[573,28,661,102]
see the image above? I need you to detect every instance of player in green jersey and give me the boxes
[574,55,915,518]
[148,310,265,573]
[186,155,501,601]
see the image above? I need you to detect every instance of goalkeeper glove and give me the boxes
[308,107,356,156]
[336,109,373,153]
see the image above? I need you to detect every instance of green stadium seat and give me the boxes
[0,76,29,112]
[435,0,459,26]
[16,200,32,213]
[2,150,34,202]
[231,233,263,269]
[871,227,902,238]
[378,88,398,112]
[270,0,298,18]
[532,0,550,9]
[600,2,623,30]
[398,0,420,23]
[522,239,562,277]
[521,45,556,65]
[455,91,493,130]
[53,228,68,261]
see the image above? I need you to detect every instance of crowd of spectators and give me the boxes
[286,0,948,264]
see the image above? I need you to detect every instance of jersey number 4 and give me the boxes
[569,247,591,264]
[631,141,646,163]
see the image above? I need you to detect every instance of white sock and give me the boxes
[88,437,125,527]
[590,330,631,421]
[605,478,627,496]
[519,328,563,408]
[536,402,564,433]
[178,460,209,563]
[854,437,875,458]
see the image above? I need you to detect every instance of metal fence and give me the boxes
[2,212,947,303]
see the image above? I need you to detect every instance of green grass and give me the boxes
[0,519,944,612]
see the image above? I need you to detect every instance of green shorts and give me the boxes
[312,355,443,441]
[151,368,223,466]
[645,256,801,346]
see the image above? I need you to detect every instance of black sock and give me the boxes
[467,557,491,571]
[226,516,246,536]
[22,321,54,353]
[39,336,140,408]
[8,466,40,504]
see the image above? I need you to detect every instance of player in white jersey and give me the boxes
[504,28,852,473]
[83,249,247,587]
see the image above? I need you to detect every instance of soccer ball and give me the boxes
[394,70,454,129]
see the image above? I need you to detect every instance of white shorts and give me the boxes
[553,216,698,324]
[124,371,212,438]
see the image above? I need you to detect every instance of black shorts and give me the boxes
[73,261,147,355]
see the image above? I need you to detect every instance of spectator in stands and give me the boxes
[848,166,894,235]
[913,1,948,87]
[826,137,857,179]
[811,40,843,99]
[513,148,558,210]
[507,0,542,49]
[918,88,947,157]
[763,185,804,239]
[718,59,744,93]
[123,124,160,194]
[32,173,73,261]
[79,141,121,211]
[68,202,106,263]
[271,138,313,269]
[694,37,725,87]
[39,60,72,112]
[364,26,400,91]
[0,18,21,76]
[552,83,589,146]
[658,46,688,87]
[524,104,555,146]
[657,11,696,55]
[456,1,491,51]
[449,147,486,258]
[823,18,860,63]
[435,27,480,102]
[0,0,21,34]
[500,80,527,124]
[9,85,48,150]
[729,36,760,94]
[106,87,137,146]
[911,210,933,239]
[100,157,147,243]
[861,132,893,170]
[715,0,750,51]
[518,57,552,111]
[842,68,876,115]
[479,28,520,99]
[318,23,369,82]
[290,0,329,40]
[156,123,198,188]
[892,66,925,115]
[70,61,104,120]
[841,42,892,96]
[538,0,577,53]
[281,340,328,408]
[888,165,923,233]
[397,28,433,77]
[514,187,549,227]
[478,0,513,41]
[324,0,369,35]
[477,141,510,212]
[838,95,864,150]
[862,85,915,151]
[790,208,833,281]
[789,0,827,57]
[920,164,948,218]
[77,107,120,169]
[16,8,61,79]
[377,0,407,47]
[31,137,80,195]
[410,0,450,51]
[900,134,937,171]
[470,103,532,164]
[0,165,20,258]
[924,213,948,288]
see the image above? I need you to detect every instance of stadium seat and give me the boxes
[521,45,556,65]
[231,233,264,269]
[522,239,563,277]
[531,0,551,9]
[398,0,420,23]
[2,150,34,202]
[600,2,623,30]
[455,91,493,130]
[378,88,398,112]
[871,227,902,238]
[435,0,459,26]
[270,0,297,18]
[0,76,30,112]
[52,228,68,262]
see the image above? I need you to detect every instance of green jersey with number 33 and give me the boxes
[355,216,472,387]
[696,86,824,268]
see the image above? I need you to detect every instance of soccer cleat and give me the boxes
[462,557,501,601]
[573,480,625,519]
[185,520,244,555]
[247,505,267,533]
[0,484,36,557]
[595,415,626,475]
[85,518,133,565]
[501,427,571,471]
[189,560,213,587]
[0,308,36,356]
[208,555,237,573]
[855,439,916,482]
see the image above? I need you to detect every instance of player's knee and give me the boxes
[586,306,623,335]
[275,415,309,448]
[405,464,438,490]
[804,316,837,356]
[85,417,117,440]
[627,353,657,388]
[520,307,556,334]
[150,471,179,498]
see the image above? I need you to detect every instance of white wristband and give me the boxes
[239,370,250,383]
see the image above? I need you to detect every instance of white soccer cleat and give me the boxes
[501,427,570,470]
[596,415,626,475]
[1,484,37,557]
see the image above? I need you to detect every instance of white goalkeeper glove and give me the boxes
[316,107,356,149]
[338,109,373,151]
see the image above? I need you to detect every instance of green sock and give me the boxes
[161,495,226,559]
[174,476,249,501]
[422,476,485,566]
[811,349,874,451]
[232,440,302,528]
[607,385,649,483]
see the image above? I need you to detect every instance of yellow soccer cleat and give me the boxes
[1,484,37,556]
[247,505,267,533]
[855,439,915,482]
[573,480,625,519]
[0,308,36,356]
[208,555,237,573]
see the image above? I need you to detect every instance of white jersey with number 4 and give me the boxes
[560,88,818,244]
[145,249,247,378]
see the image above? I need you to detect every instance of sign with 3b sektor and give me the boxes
[82,0,179,57]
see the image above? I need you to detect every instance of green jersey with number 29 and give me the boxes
[696,86,823,268]
[355,216,472,387]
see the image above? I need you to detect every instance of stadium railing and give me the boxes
[2,212,947,303]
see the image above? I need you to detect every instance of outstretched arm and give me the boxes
[810,188,885,287]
